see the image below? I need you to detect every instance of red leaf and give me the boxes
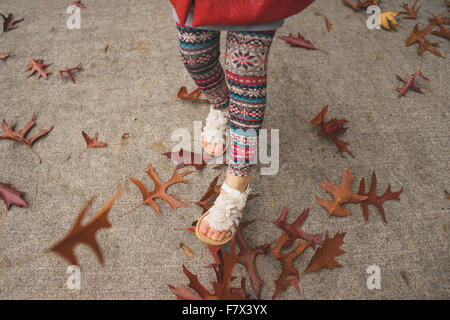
[26,59,53,80]
[0,114,53,163]
[271,233,311,299]
[279,33,327,53]
[236,221,270,299]
[405,24,444,57]
[396,69,430,97]
[273,207,323,249]
[59,63,82,83]
[71,1,86,8]
[358,171,403,222]
[311,106,353,156]
[49,190,122,266]
[0,182,28,210]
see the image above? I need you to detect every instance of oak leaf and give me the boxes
[316,167,368,227]
[78,131,107,158]
[358,171,403,222]
[311,105,352,156]
[123,163,193,215]
[405,24,444,57]
[380,12,400,31]
[0,114,53,163]
[323,15,332,32]
[177,87,209,103]
[1,13,23,32]
[59,63,82,83]
[169,236,246,300]
[396,69,430,97]
[279,33,327,53]
[399,0,421,19]
[274,207,323,249]
[49,190,122,266]
[26,59,53,79]
[303,231,346,273]
[236,221,270,299]
[0,182,28,210]
[428,11,450,26]
[271,233,311,299]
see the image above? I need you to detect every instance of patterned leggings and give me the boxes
[177,23,276,176]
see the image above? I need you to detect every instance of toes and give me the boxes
[217,231,227,241]
[207,229,215,239]
[214,143,224,155]
[199,220,210,235]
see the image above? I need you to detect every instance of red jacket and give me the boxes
[170,0,315,27]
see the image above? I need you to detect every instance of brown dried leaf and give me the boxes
[26,59,53,79]
[124,163,193,214]
[1,13,23,32]
[179,242,195,258]
[311,106,352,156]
[358,171,403,222]
[316,167,368,227]
[271,233,311,299]
[399,0,421,19]
[0,114,53,163]
[274,207,323,249]
[303,231,346,273]
[0,52,10,60]
[177,87,209,103]
[59,63,82,83]
[49,190,122,266]
[405,24,444,57]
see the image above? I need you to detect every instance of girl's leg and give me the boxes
[199,30,276,241]
[176,24,230,155]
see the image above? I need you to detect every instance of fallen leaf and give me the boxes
[358,171,403,222]
[0,114,53,163]
[323,15,332,32]
[279,33,327,53]
[169,236,246,300]
[399,0,421,19]
[311,105,352,156]
[104,44,109,53]
[26,58,53,79]
[0,182,28,210]
[1,13,23,32]
[273,207,323,249]
[49,190,122,266]
[123,163,193,215]
[177,87,209,103]
[396,69,430,97]
[445,191,450,201]
[380,12,400,31]
[271,233,311,299]
[78,131,107,157]
[405,24,444,57]
[236,221,270,299]
[303,231,346,273]
[59,63,82,83]
[179,242,195,258]
[316,167,368,227]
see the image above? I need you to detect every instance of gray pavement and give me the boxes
[0,0,448,299]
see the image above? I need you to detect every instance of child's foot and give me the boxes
[201,107,228,157]
[198,174,251,242]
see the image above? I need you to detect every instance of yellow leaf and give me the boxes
[380,12,400,30]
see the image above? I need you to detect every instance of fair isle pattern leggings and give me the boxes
[177,23,275,176]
